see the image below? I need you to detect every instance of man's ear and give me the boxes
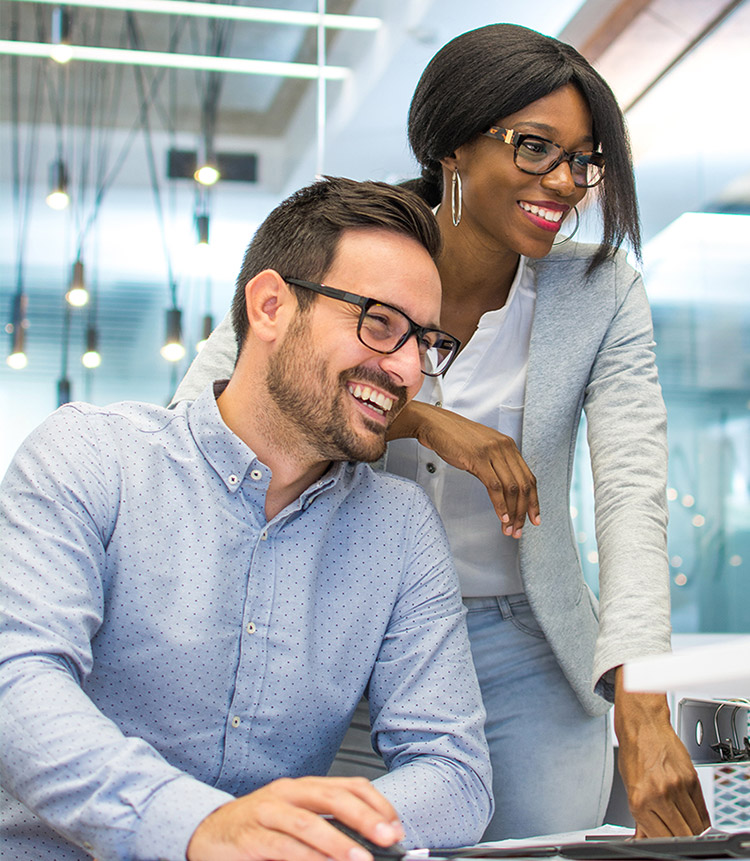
[244,269,297,344]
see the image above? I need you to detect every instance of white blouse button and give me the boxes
[231,716,241,728]
[250,469,262,480]
[246,622,256,634]
[228,474,239,485]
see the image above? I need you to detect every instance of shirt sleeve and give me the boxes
[172,310,236,404]
[583,257,672,695]
[367,486,493,848]
[0,408,233,861]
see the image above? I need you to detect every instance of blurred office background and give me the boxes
[1,0,748,640]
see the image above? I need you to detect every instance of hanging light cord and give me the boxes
[126,11,178,306]
[74,13,187,259]
[9,6,44,298]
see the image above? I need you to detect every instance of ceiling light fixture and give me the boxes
[161,307,185,362]
[195,214,210,246]
[46,158,70,210]
[50,3,73,64]
[8,0,381,31]
[0,40,350,79]
[82,325,101,368]
[194,164,220,186]
[196,313,213,353]
[6,293,29,370]
[57,376,72,406]
[66,259,90,307]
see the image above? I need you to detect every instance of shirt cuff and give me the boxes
[132,774,234,861]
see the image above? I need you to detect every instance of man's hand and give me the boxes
[186,776,405,861]
[387,401,540,538]
[614,667,710,837]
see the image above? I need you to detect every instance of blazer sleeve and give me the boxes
[583,255,672,694]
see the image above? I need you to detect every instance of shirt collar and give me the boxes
[187,380,351,498]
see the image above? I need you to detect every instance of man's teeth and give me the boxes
[519,202,564,223]
[348,384,394,415]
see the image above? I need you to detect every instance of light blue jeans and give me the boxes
[463,595,613,840]
[329,594,613,841]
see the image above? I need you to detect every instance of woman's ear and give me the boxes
[439,151,459,172]
[244,270,296,344]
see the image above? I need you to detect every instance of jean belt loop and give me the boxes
[497,595,513,621]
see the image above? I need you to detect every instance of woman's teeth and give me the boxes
[519,202,564,223]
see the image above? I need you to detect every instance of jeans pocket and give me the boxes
[507,599,546,639]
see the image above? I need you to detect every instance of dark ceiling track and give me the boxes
[624,0,747,114]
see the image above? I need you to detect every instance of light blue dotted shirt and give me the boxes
[0,382,491,861]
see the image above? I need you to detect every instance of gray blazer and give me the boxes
[173,241,672,718]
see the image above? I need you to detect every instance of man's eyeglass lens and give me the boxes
[360,303,456,376]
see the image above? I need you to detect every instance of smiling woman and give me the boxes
[173,24,710,843]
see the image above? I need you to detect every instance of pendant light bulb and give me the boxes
[194,163,220,186]
[161,307,185,362]
[51,5,73,64]
[82,325,101,368]
[46,158,70,210]
[66,259,89,307]
[6,293,29,369]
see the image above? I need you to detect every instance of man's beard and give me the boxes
[265,314,406,463]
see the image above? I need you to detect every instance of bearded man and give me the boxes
[0,177,491,861]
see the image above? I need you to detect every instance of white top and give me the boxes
[385,257,537,597]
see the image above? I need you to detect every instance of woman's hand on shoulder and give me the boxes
[388,401,540,537]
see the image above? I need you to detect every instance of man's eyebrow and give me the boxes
[372,297,441,332]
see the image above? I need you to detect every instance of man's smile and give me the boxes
[346,382,395,418]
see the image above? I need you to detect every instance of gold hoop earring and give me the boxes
[552,205,580,246]
[451,169,462,227]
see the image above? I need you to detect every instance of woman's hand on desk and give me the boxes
[388,401,540,538]
[613,667,711,838]
[186,776,404,861]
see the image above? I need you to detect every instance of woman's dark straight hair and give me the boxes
[405,23,641,271]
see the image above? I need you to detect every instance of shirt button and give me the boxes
[246,621,256,634]
[231,716,241,728]
[228,474,239,486]
[260,530,268,541]
[426,463,437,474]
[250,469,262,480]
[435,400,442,408]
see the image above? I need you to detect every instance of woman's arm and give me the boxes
[584,257,708,836]
[387,400,540,537]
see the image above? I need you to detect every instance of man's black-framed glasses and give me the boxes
[483,125,605,188]
[284,277,461,376]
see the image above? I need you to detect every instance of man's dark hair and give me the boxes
[404,23,641,271]
[231,176,442,354]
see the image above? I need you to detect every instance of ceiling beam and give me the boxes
[0,40,350,79]
[4,0,381,31]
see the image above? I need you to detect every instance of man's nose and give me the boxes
[376,334,423,394]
